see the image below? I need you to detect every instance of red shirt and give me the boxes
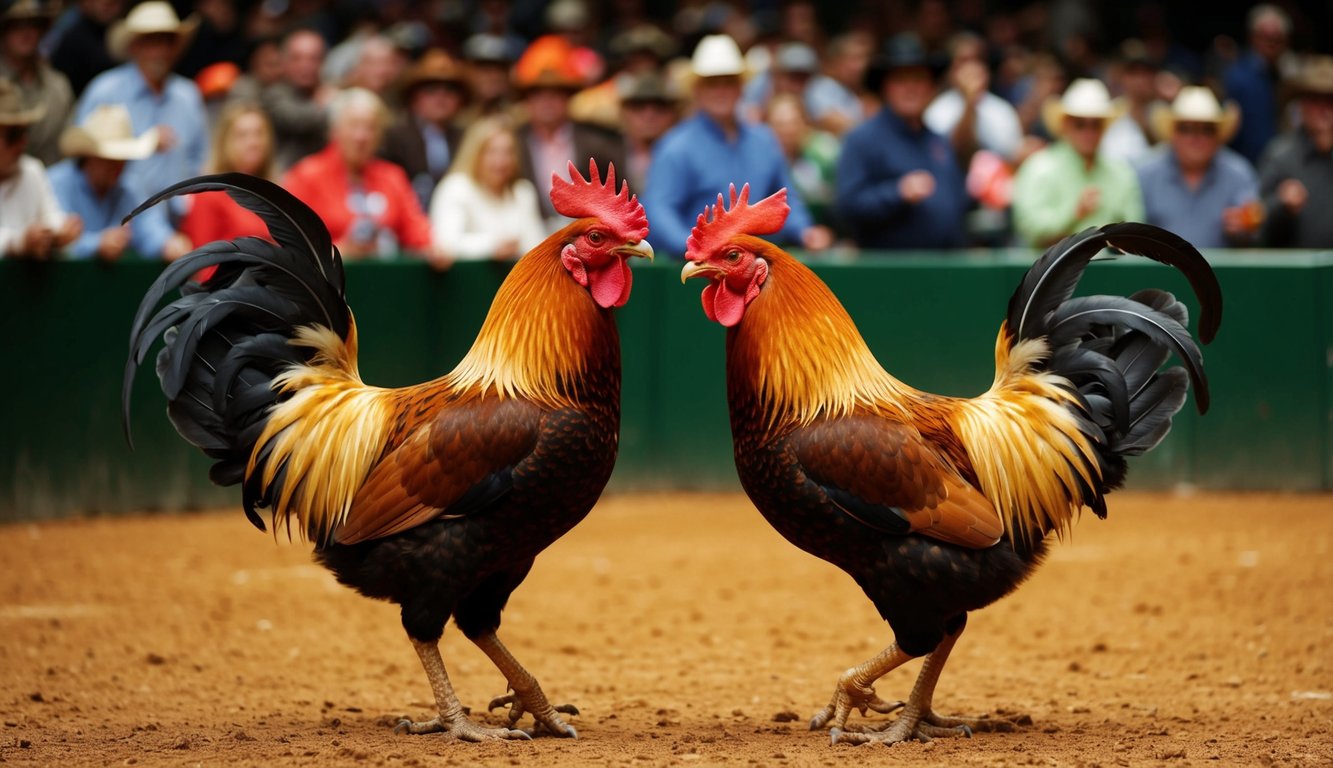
[281,143,433,255]
[180,190,275,282]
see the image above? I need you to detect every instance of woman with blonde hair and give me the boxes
[180,101,276,248]
[428,116,546,261]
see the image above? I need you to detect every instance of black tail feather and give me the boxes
[1005,222,1221,502]
[122,174,350,531]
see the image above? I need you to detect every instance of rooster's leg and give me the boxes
[831,622,1027,746]
[393,639,532,741]
[473,631,579,738]
[809,642,912,734]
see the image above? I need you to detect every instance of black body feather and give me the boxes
[122,173,351,531]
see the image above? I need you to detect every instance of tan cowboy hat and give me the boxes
[107,1,199,61]
[401,48,468,95]
[1041,77,1126,138]
[1149,86,1241,143]
[59,104,159,160]
[0,79,45,125]
[1,0,59,27]
[1286,55,1333,99]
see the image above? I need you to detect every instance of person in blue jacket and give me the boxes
[836,33,969,251]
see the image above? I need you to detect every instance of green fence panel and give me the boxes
[2,250,1328,522]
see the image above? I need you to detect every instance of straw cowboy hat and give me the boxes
[59,104,159,160]
[1149,86,1241,143]
[1042,78,1126,138]
[691,34,746,78]
[107,1,199,61]
[1285,55,1333,99]
[0,79,45,125]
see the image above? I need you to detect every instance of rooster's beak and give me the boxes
[680,260,714,283]
[617,240,654,262]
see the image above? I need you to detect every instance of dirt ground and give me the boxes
[1,491,1330,767]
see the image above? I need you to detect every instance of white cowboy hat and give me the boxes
[1149,86,1241,143]
[59,104,159,160]
[107,1,199,61]
[1042,77,1125,138]
[691,34,745,78]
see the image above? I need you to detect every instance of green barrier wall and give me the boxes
[2,250,1328,522]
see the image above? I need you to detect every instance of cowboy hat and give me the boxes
[59,104,159,160]
[0,79,44,125]
[1149,86,1240,143]
[0,0,58,27]
[401,48,468,96]
[1286,55,1333,99]
[107,1,199,61]
[864,33,946,93]
[1041,77,1126,138]
[691,34,746,78]
[512,35,585,92]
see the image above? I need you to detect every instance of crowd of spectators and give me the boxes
[3,0,1333,263]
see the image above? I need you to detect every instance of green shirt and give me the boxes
[1012,141,1144,247]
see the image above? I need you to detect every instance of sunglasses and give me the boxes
[1066,117,1105,132]
[1175,122,1218,137]
[0,125,29,144]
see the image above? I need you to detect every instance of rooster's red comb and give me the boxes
[549,159,649,242]
[684,184,789,262]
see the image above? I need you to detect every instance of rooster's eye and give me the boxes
[726,250,741,263]
[587,231,604,245]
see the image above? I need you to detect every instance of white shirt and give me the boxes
[924,89,1024,162]
[0,155,69,256]
[428,173,547,261]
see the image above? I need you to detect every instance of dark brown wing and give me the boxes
[789,415,1003,548]
[333,397,544,545]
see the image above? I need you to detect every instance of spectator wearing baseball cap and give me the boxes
[642,33,830,257]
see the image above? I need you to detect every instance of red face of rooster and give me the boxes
[679,185,789,327]
[551,160,654,308]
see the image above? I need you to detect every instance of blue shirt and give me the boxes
[47,159,174,260]
[1136,146,1258,250]
[835,107,968,250]
[642,113,814,258]
[75,63,208,208]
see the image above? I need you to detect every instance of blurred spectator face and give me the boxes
[477,130,519,191]
[767,96,807,157]
[883,67,936,123]
[524,87,570,131]
[0,124,27,176]
[827,33,872,87]
[2,17,45,61]
[1170,120,1219,171]
[1063,115,1106,159]
[621,98,676,145]
[249,38,283,86]
[350,38,402,94]
[470,61,511,105]
[773,68,813,99]
[411,82,465,126]
[283,30,325,91]
[1301,94,1333,144]
[694,75,742,125]
[82,156,127,194]
[1251,12,1288,63]
[225,110,272,175]
[130,32,180,83]
[332,100,383,171]
[80,0,123,25]
[1118,62,1156,104]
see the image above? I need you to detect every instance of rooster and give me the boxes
[122,163,652,741]
[680,185,1220,746]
